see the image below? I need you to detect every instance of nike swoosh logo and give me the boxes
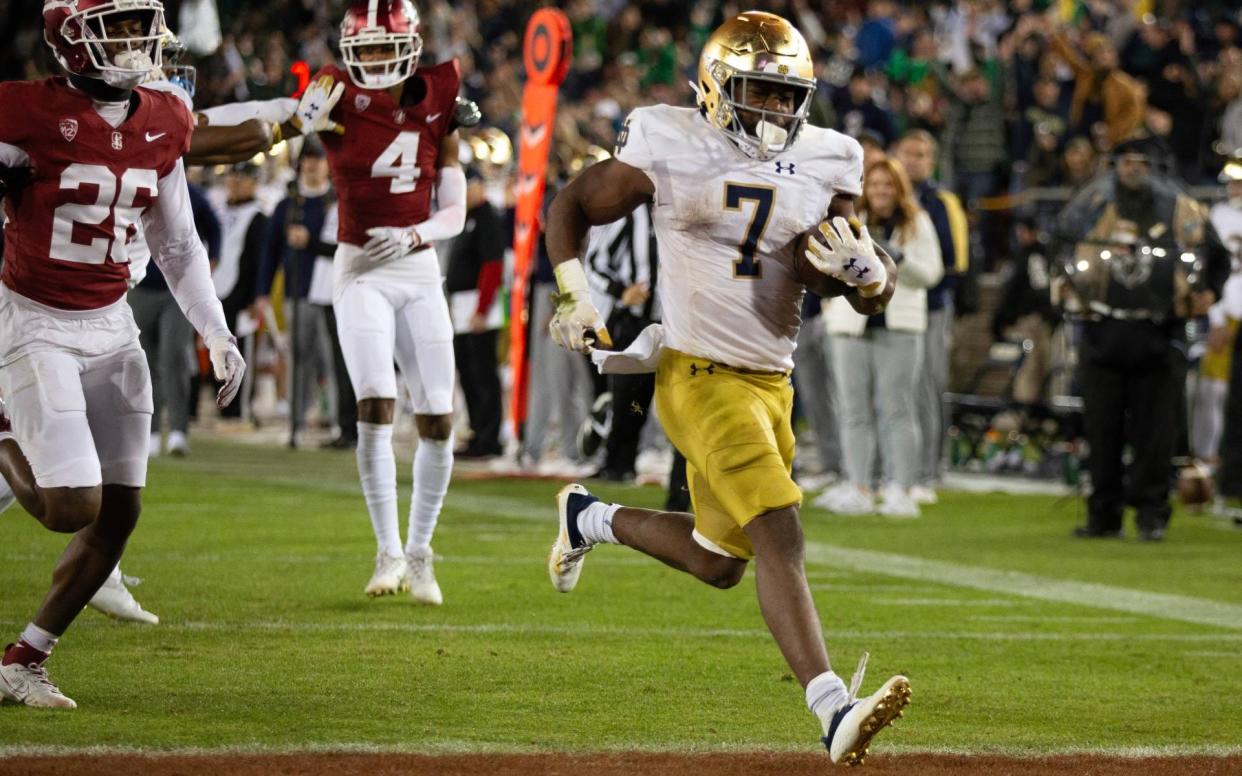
[426,112,442,123]
[145,132,166,142]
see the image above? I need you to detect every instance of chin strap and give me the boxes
[68,73,132,103]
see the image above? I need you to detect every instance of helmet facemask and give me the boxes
[53,1,165,90]
[341,31,422,89]
[703,60,813,161]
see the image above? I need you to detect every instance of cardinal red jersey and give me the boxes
[316,61,460,247]
[0,78,193,311]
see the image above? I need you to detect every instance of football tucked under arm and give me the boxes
[793,227,898,315]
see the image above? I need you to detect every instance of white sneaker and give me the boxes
[364,552,409,597]
[405,548,443,606]
[148,433,162,458]
[167,431,189,458]
[0,473,15,515]
[813,483,874,515]
[797,471,840,493]
[909,484,938,505]
[821,654,911,766]
[0,659,77,709]
[88,574,159,625]
[878,484,920,518]
[547,483,597,593]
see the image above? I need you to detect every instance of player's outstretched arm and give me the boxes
[142,159,247,407]
[545,159,655,352]
[185,119,274,166]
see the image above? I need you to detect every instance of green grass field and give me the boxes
[2,439,1241,756]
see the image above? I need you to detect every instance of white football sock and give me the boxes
[806,670,850,733]
[406,434,453,555]
[107,564,123,584]
[356,422,402,558]
[578,501,620,545]
[20,623,59,655]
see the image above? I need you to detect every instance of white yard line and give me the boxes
[805,542,1242,631]
[1,742,1239,758]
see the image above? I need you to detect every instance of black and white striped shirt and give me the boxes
[584,203,660,322]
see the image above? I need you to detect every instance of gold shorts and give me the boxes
[1201,319,1238,382]
[655,349,801,559]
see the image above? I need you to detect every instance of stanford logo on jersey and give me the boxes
[394,110,406,124]
[111,132,123,150]
[355,94,371,111]
[59,119,78,142]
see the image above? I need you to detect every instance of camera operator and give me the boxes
[1054,136,1230,541]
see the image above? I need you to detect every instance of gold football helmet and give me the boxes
[697,11,816,160]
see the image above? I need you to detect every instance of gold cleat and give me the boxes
[823,662,912,766]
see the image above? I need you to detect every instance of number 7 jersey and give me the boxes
[614,104,863,372]
[315,61,460,249]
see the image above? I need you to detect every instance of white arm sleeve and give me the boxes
[200,97,297,127]
[143,160,232,342]
[416,166,468,244]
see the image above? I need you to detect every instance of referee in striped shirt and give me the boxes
[584,203,661,481]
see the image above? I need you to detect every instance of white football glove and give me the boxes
[362,226,421,266]
[290,74,345,136]
[206,335,246,408]
[549,259,612,353]
[805,216,888,298]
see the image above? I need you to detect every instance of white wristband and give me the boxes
[553,258,590,296]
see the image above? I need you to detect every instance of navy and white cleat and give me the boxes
[822,653,911,767]
[547,483,598,593]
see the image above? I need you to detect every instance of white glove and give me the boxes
[206,335,246,408]
[549,259,612,353]
[805,216,888,298]
[362,226,421,266]
[289,74,345,136]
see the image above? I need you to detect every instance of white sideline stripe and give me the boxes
[3,618,1237,643]
[805,542,1242,631]
[2,742,1240,758]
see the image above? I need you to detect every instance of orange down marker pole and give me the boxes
[509,8,571,437]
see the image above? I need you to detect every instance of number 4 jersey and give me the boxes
[614,104,863,372]
[316,61,460,253]
[0,78,193,311]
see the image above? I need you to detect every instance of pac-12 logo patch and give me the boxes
[354,94,371,111]
[59,119,78,142]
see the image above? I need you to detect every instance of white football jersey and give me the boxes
[614,104,862,371]
[1210,202,1242,321]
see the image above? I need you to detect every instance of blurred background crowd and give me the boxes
[1,0,1240,526]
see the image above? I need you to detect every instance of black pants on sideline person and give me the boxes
[454,329,503,456]
[597,309,655,479]
[1079,319,1182,538]
[323,305,357,447]
[1219,330,1242,503]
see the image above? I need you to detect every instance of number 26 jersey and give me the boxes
[614,104,863,372]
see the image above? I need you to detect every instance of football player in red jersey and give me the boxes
[0,0,244,708]
[311,0,468,605]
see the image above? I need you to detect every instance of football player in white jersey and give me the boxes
[543,12,909,765]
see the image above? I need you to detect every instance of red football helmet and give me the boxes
[339,0,422,90]
[43,0,164,89]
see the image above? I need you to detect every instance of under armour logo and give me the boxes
[775,161,796,175]
[844,257,871,280]
[689,363,716,376]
